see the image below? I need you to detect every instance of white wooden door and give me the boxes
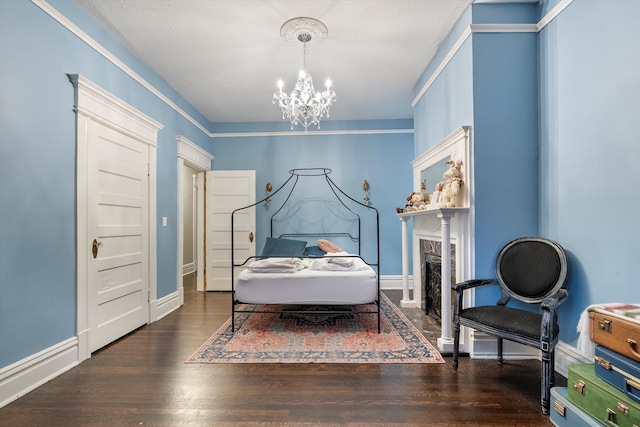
[205,170,255,291]
[88,120,150,352]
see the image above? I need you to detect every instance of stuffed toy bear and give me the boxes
[396,191,428,213]
[400,192,417,212]
[398,190,432,213]
[411,192,427,211]
[438,160,463,208]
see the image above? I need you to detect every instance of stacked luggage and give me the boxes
[550,304,640,426]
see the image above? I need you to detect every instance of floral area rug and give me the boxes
[186,293,444,364]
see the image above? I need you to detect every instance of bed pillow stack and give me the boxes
[261,237,307,257]
[260,237,346,258]
[303,245,325,257]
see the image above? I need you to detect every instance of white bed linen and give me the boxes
[235,265,378,305]
[248,257,308,273]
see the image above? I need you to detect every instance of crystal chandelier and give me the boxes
[273,18,336,131]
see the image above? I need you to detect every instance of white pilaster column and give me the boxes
[399,215,411,304]
[437,210,455,352]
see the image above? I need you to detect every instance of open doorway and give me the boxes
[177,136,214,303]
[182,165,198,277]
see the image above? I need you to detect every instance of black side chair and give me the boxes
[452,237,569,414]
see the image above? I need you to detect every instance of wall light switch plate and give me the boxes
[162,216,167,227]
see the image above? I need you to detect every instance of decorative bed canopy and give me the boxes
[230,168,380,332]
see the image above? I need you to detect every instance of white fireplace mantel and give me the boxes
[399,126,472,352]
[398,207,469,352]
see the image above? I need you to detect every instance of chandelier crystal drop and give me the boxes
[273,18,336,131]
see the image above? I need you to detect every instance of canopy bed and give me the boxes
[230,168,380,332]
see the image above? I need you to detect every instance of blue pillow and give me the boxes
[304,245,325,257]
[261,237,307,257]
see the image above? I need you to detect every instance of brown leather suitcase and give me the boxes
[589,306,640,362]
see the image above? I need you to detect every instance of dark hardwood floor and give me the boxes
[0,275,565,426]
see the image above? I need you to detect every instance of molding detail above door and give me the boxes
[177,135,214,170]
[68,74,163,145]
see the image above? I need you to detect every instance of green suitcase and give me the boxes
[568,363,640,427]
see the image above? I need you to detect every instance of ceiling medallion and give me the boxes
[279,17,328,43]
[272,17,336,131]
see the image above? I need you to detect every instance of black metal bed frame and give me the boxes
[230,167,380,333]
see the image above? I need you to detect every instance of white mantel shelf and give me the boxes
[397,206,469,220]
[397,206,469,352]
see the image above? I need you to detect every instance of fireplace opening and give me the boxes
[420,240,455,325]
[424,253,442,322]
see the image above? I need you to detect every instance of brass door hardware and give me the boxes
[92,239,103,259]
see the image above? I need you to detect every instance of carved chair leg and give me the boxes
[550,350,555,388]
[540,347,553,414]
[452,291,462,372]
[452,321,460,371]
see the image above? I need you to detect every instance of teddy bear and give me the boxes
[410,192,428,211]
[401,191,418,212]
[396,189,435,213]
[437,160,463,208]
[398,191,430,213]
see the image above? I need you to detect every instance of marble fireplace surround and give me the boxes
[397,126,472,352]
[421,239,456,323]
[399,208,470,352]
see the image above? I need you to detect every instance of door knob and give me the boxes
[92,239,102,259]
[249,232,254,243]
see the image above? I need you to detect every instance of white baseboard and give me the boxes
[469,332,539,359]
[0,337,79,408]
[182,261,196,276]
[77,328,90,363]
[555,340,590,378]
[155,290,182,320]
[468,333,588,379]
[1,290,184,409]
[380,275,413,291]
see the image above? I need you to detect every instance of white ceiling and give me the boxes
[75,0,473,124]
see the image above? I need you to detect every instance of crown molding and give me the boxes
[537,0,574,31]
[412,24,536,108]
[209,128,414,138]
[411,26,472,108]
[34,0,574,139]
[32,0,210,136]
[469,23,538,33]
[31,0,418,140]
[412,0,574,108]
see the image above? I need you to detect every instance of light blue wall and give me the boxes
[471,29,539,291]
[210,122,414,273]
[414,0,638,346]
[413,8,474,155]
[0,0,211,366]
[413,3,539,309]
[538,0,640,344]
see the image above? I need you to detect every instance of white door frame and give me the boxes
[176,136,213,297]
[204,170,256,291]
[70,75,163,362]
